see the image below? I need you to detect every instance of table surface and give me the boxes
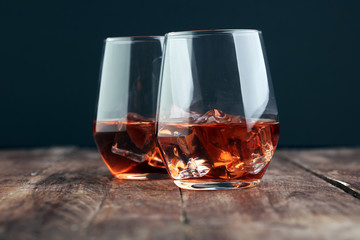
[0,147,359,240]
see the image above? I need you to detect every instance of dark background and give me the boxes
[1,0,359,148]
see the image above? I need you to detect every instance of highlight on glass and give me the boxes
[156,29,279,190]
[93,36,169,180]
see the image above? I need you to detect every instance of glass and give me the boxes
[93,36,169,180]
[156,29,279,190]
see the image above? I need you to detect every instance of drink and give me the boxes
[157,30,278,190]
[157,117,279,182]
[93,119,167,179]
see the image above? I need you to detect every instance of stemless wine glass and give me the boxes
[93,36,169,179]
[156,29,279,190]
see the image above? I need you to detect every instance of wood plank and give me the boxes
[0,148,113,240]
[1,148,360,240]
[179,151,360,240]
[86,179,184,240]
[283,148,360,195]
[0,148,183,240]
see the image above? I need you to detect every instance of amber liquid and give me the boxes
[93,120,167,178]
[157,120,279,182]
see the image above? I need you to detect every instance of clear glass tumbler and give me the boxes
[156,29,279,190]
[93,36,169,180]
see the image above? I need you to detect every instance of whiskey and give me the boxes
[157,113,279,181]
[93,116,167,179]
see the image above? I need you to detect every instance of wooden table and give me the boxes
[0,148,359,240]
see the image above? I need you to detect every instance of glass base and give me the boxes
[174,179,260,190]
[114,173,170,180]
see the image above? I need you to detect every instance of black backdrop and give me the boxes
[1,0,359,148]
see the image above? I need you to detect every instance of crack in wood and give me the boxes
[85,181,112,229]
[178,188,189,225]
[286,158,360,200]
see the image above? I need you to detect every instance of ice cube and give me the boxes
[167,156,187,178]
[111,144,146,163]
[164,143,211,179]
[194,109,228,124]
[178,158,211,179]
[124,112,152,123]
[111,113,155,164]
[243,127,274,174]
[146,147,165,168]
[168,104,201,122]
[213,150,240,167]
[193,109,245,124]
[176,129,198,155]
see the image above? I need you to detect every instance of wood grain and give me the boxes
[283,148,360,197]
[179,151,360,240]
[1,148,360,240]
[87,180,183,240]
[0,148,113,240]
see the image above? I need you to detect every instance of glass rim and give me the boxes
[105,35,164,43]
[166,29,261,38]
